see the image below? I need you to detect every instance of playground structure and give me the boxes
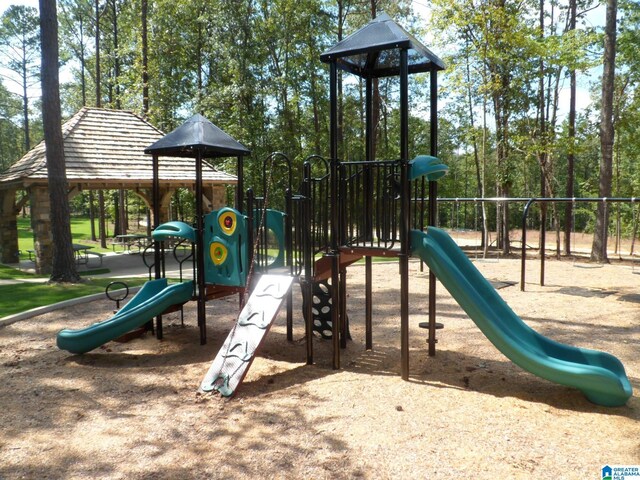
[56,14,632,407]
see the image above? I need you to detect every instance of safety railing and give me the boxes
[339,159,401,250]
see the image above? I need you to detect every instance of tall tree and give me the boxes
[141,0,149,115]
[59,0,93,109]
[0,5,40,154]
[95,0,101,107]
[39,0,80,283]
[0,80,23,171]
[431,0,538,254]
[591,0,618,262]
[564,0,578,255]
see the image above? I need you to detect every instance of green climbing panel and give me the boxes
[203,207,248,287]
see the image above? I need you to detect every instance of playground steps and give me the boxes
[200,274,294,397]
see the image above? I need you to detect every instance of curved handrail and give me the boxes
[172,238,194,282]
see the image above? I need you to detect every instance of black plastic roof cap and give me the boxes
[145,113,250,158]
[320,12,445,78]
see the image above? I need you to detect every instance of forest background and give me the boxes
[0,0,638,260]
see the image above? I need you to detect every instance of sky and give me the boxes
[2,0,605,122]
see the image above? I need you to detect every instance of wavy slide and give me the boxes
[411,227,632,407]
[57,279,193,354]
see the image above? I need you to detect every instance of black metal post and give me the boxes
[286,187,293,341]
[195,151,207,345]
[399,49,410,380]
[329,60,340,369]
[540,203,546,286]
[302,164,314,364]
[521,198,535,291]
[151,153,163,339]
[428,69,438,357]
[365,75,373,350]
[152,154,161,278]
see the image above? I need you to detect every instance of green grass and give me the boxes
[0,275,148,318]
[17,216,147,259]
[0,264,47,280]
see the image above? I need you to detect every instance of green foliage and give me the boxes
[0,272,148,318]
[1,0,638,247]
[0,4,40,153]
[0,81,23,171]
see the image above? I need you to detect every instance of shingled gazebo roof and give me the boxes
[0,107,237,190]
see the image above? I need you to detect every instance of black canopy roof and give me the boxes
[320,13,445,78]
[145,113,250,158]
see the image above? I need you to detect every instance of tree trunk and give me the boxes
[564,0,577,255]
[111,0,121,109]
[141,0,149,115]
[538,0,547,262]
[370,1,380,160]
[39,0,80,283]
[462,39,486,246]
[591,0,617,262]
[79,15,86,106]
[89,190,96,241]
[98,189,107,248]
[22,68,30,152]
[95,0,101,107]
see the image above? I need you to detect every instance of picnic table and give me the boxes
[73,243,93,265]
[112,234,150,254]
[26,244,104,267]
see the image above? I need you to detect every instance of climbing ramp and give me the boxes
[200,274,294,397]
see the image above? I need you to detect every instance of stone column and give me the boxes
[210,184,227,211]
[159,187,174,223]
[0,189,20,264]
[30,187,53,274]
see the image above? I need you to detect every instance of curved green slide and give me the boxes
[57,279,194,354]
[411,227,632,407]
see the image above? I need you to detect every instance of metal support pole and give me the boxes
[365,76,373,349]
[331,253,340,369]
[521,199,534,291]
[151,154,163,339]
[400,49,410,380]
[365,256,372,350]
[301,164,314,365]
[195,151,207,345]
[427,69,438,357]
[286,188,293,341]
[340,268,348,349]
[540,202,546,286]
[329,61,340,369]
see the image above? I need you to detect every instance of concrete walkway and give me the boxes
[1,250,194,326]
[14,249,194,280]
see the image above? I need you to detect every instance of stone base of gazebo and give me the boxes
[0,188,20,265]
[0,184,228,274]
[0,108,238,274]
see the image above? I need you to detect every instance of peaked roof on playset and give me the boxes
[320,12,445,78]
[0,107,237,190]
[144,113,250,159]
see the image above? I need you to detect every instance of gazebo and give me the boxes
[0,107,237,272]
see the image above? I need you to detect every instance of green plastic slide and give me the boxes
[411,227,632,407]
[57,279,194,354]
